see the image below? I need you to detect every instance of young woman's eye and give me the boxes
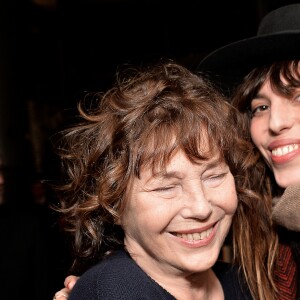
[251,104,270,117]
[294,94,300,102]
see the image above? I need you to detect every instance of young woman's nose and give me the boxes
[269,98,294,134]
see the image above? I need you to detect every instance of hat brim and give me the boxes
[197,32,300,94]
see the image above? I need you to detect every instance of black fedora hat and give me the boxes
[197,4,300,94]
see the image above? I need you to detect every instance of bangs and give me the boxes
[235,60,300,111]
[132,117,224,178]
[269,60,300,96]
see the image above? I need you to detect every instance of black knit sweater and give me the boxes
[69,249,252,300]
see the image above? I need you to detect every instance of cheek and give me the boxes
[120,195,172,235]
[250,122,258,144]
[220,178,238,215]
[250,120,263,149]
[226,189,238,215]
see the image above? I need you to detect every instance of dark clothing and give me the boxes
[272,185,300,300]
[292,232,300,298]
[69,249,252,300]
[213,261,252,300]
[275,228,300,300]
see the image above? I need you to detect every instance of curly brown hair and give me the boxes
[54,61,277,299]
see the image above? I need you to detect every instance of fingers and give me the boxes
[64,275,79,290]
[53,275,79,299]
[53,288,69,300]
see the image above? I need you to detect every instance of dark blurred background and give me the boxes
[0,0,298,299]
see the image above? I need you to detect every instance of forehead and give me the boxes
[140,147,223,178]
[139,129,220,167]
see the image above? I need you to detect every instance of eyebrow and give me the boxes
[153,157,224,179]
[250,94,271,106]
[252,93,268,100]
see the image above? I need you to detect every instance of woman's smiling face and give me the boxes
[120,149,237,280]
[250,78,300,188]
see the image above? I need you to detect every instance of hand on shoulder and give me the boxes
[53,276,79,300]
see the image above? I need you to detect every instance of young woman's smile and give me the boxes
[250,79,300,188]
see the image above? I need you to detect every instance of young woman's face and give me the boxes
[120,149,237,280]
[250,79,300,188]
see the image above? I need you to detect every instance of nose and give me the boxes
[181,186,212,220]
[269,98,294,134]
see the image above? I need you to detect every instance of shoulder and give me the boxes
[69,250,176,300]
[213,261,253,300]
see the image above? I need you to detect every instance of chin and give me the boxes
[274,174,300,188]
[272,160,300,188]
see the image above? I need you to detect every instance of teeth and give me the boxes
[176,227,213,241]
[272,144,299,156]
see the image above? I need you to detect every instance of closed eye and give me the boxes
[203,173,227,188]
[152,185,176,192]
[149,184,180,199]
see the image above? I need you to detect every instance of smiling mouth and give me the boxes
[271,144,299,156]
[173,227,213,241]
